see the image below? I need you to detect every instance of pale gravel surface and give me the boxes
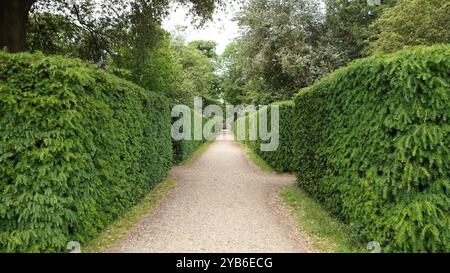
[108,131,314,253]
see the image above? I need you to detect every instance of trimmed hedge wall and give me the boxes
[172,110,209,164]
[234,101,295,172]
[0,52,173,252]
[293,45,450,252]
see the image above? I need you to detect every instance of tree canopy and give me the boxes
[218,0,449,105]
[3,0,449,106]
[0,0,229,53]
[367,0,450,53]
[188,40,218,59]
[325,0,397,64]
[226,0,335,104]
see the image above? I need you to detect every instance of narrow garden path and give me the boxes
[109,131,313,253]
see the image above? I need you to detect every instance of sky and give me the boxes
[162,1,243,54]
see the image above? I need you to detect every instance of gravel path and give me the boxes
[109,131,313,253]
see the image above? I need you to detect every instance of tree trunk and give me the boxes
[0,0,36,53]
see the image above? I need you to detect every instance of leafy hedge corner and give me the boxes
[234,101,295,172]
[0,51,173,252]
[293,45,450,252]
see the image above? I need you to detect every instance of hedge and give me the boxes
[293,45,450,252]
[0,52,173,252]
[172,109,210,164]
[234,101,295,172]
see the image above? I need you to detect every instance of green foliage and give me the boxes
[325,0,397,64]
[223,0,394,105]
[0,52,173,252]
[82,178,176,253]
[112,26,219,106]
[235,101,295,173]
[281,186,365,253]
[293,45,450,252]
[368,0,450,54]
[27,13,81,57]
[235,0,337,103]
[20,0,228,60]
[112,29,190,105]
[173,40,217,100]
[188,40,218,59]
[172,110,210,164]
[221,0,404,106]
[218,42,246,105]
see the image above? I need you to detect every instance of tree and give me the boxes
[111,24,219,105]
[367,0,450,53]
[27,12,78,56]
[232,0,339,104]
[0,0,35,52]
[188,40,218,59]
[113,27,188,103]
[173,39,217,101]
[0,0,227,53]
[218,41,246,105]
[26,12,115,62]
[325,0,397,65]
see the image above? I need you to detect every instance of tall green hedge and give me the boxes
[293,45,450,252]
[234,101,295,172]
[172,110,210,164]
[0,52,173,252]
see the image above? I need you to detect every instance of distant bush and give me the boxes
[0,52,173,252]
[234,101,295,172]
[293,45,450,252]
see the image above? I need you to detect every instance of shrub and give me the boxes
[0,52,173,252]
[234,101,295,172]
[172,109,210,164]
[293,45,450,252]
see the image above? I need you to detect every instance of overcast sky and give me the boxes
[162,1,243,54]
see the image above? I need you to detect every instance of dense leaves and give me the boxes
[172,110,210,164]
[1,0,229,54]
[325,0,397,64]
[367,0,450,54]
[233,0,335,104]
[113,27,219,106]
[172,39,218,102]
[293,45,450,252]
[217,41,246,105]
[219,0,395,105]
[112,28,187,103]
[2,0,449,253]
[235,101,295,173]
[0,52,173,252]
[188,40,218,59]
